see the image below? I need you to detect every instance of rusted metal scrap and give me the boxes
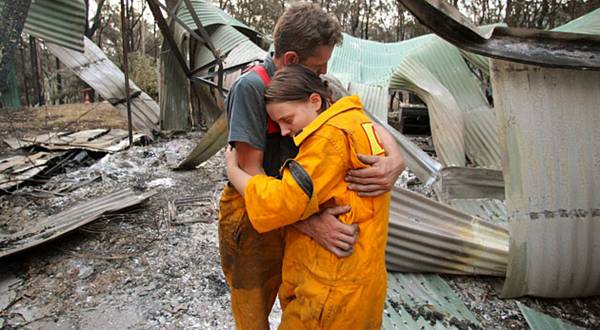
[167,195,214,225]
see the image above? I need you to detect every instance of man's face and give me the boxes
[299,45,334,75]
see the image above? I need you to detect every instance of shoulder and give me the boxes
[303,124,349,155]
[326,108,370,134]
[229,70,266,97]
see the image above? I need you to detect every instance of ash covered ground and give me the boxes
[1,105,599,329]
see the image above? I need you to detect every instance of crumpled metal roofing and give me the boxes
[552,8,600,35]
[386,186,508,276]
[47,37,160,137]
[384,273,481,329]
[23,0,85,52]
[177,0,257,39]
[162,0,266,165]
[3,129,145,153]
[328,33,430,87]
[0,152,57,190]
[192,24,251,69]
[159,23,190,131]
[0,188,156,258]
[388,36,501,169]
[398,0,600,70]
[492,60,600,298]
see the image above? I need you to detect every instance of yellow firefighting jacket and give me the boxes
[244,95,390,329]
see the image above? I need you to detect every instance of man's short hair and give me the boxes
[273,2,342,61]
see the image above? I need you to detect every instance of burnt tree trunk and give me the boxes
[29,36,44,106]
[0,0,32,92]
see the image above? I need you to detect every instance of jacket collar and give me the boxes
[293,95,362,146]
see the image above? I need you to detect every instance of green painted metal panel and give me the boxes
[192,24,249,69]
[517,303,584,330]
[177,0,255,35]
[23,0,85,52]
[0,62,20,108]
[160,24,190,131]
[552,8,600,35]
[384,273,480,329]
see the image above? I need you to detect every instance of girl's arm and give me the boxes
[225,146,251,197]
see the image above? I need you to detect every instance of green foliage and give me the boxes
[127,51,158,100]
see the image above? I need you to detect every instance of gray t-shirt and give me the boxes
[225,56,297,177]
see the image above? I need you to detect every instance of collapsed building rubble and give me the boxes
[1,0,599,328]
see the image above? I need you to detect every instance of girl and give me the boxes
[225,65,390,329]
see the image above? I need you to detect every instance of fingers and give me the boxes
[348,183,388,193]
[324,205,351,216]
[356,153,381,165]
[346,165,385,180]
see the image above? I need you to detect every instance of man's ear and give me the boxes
[283,51,300,66]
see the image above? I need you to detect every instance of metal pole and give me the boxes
[120,0,133,146]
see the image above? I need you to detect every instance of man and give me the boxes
[218,3,405,329]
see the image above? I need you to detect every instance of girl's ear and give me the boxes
[308,93,323,112]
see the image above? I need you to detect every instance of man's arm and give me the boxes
[345,124,406,197]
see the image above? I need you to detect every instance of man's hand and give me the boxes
[293,205,358,258]
[345,153,404,197]
[345,124,405,197]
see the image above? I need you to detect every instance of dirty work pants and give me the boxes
[218,184,284,330]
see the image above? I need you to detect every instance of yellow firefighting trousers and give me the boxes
[218,184,284,330]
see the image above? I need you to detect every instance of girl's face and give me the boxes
[266,93,322,136]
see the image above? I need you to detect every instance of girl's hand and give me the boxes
[225,145,238,169]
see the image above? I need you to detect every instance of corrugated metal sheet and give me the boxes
[552,8,600,35]
[23,0,85,52]
[47,37,160,137]
[398,0,600,70]
[0,152,57,190]
[348,82,389,124]
[160,24,190,131]
[3,129,145,153]
[517,303,584,330]
[446,199,507,225]
[192,24,250,70]
[389,37,501,169]
[491,60,600,298]
[328,33,430,87]
[386,186,508,276]
[0,188,156,258]
[435,167,504,201]
[177,0,254,34]
[384,273,480,329]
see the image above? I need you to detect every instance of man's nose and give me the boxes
[319,65,328,75]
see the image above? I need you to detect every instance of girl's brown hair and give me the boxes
[265,65,332,112]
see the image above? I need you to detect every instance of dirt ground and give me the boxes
[0,103,599,329]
